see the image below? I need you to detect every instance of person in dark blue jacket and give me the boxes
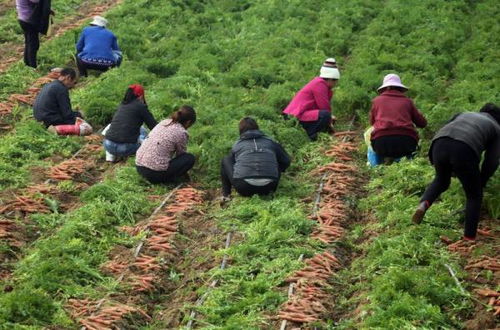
[220,117,291,201]
[75,16,121,77]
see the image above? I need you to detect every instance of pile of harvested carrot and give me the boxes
[66,299,150,330]
[475,288,500,316]
[0,219,23,247]
[310,141,359,244]
[278,135,361,326]
[0,195,50,215]
[49,159,91,180]
[279,252,341,323]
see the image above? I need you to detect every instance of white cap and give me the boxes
[90,16,108,27]
[320,67,340,79]
[323,58,337,67]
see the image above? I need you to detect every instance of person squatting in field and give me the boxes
[135,106,196,184]
[283,58,339,141]
[16,0,53,68]
[32,67,93,135]
[220,117,291,203]
[75,16,122,77]
[413,103,500,240]
[369,73,427,165]
[103,84,157,162]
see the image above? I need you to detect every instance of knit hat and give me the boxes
[319,58,340,79]
[377,74,408,92]
[129,84,145,99]
[90,16,108,27]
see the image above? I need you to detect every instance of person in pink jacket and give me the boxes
[283,58,340,140]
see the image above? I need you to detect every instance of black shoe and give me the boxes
[412,202,428,224]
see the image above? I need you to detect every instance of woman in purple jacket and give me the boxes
[283,58,340,140]
[16,0,52,68]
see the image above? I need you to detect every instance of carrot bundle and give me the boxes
[0,195,50,214]
[465,256,500,272]
[67,299,150,330]
[49,159,91,180]
[101,260,129,275]
[279,252,341,324]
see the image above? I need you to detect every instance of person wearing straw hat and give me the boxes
[75,15,122,77]
[369,73,427,164]
[103,84,158,162]
[283,58,340,141]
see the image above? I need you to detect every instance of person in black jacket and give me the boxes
[413,103,500,241]
[16,0,53,68]
[220,117,291,201]
[103,84,157,162]
[33,67,92,135]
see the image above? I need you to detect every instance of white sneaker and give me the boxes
[105,151,116,162]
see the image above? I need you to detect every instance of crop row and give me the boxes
[332,0,499,328]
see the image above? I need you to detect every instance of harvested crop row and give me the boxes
[67,186,204,329]
[442,225,499,319]
[0,69,61,116]
[277,134,362,327]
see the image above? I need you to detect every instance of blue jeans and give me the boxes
[104,127,147,157]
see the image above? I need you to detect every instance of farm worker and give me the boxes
[103,84,157,162]
[220,117,291,202]
[75,16,122,77]
[413,103,500,241]
[136,106,196,184]
[16,0,53,68]
[283,58,339,141]
[369,74,427,163]
[33,67,93,136]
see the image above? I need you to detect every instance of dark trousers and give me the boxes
[19,20,40,68]
[75,55,116,77]
[372,135,417,158]
[136,153,195,184]
[300,110,331,141]
[420,137,482,238]
[42,111,83,127]
[221,155,278,197]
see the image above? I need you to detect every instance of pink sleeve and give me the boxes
[312,84,331,112]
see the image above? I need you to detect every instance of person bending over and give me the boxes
[369,73,427,164]
[283,58,339,141]
[33,67,92,135]
[136,106,196,184]
[413,103,500,241]
[75,16,122,77]
[220,117,291,202]
[103,84,157,162]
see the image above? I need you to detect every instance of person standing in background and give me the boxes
[16,0,53,68]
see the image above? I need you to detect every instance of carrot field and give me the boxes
[0,0,499,329]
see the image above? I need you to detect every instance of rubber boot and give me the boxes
[52,124,80,135]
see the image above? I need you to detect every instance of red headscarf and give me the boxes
[129,84,145,99]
